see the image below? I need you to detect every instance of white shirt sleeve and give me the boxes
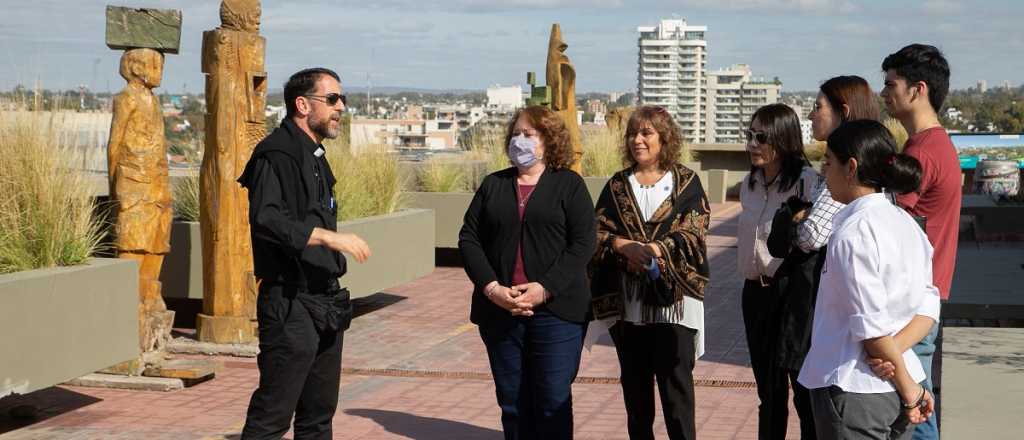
[833,236,897,341]
[917,243,942,322]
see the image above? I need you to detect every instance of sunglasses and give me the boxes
[742,128,769,144]
[304,93,347,106]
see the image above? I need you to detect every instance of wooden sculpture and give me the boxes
[196,0,266,344]
[545,24,583,173]
[107,47,175,356]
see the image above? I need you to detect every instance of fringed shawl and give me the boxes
[589,164,711,321]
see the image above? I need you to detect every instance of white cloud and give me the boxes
[922,0,964,16]
[665,0,860,14]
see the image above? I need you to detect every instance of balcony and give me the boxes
[642,75,679,81]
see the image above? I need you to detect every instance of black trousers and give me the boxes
[242,283,345,440]
[742,280,816,440]
[610,321,697,440]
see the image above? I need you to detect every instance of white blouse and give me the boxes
[738,166,820,280]
[798,193,941,393]
[623,171,705,359]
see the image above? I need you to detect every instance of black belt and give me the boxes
[261,277,340,295]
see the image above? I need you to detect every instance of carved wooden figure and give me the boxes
[545,24,583,173]
[196,0,267,343]
[107,47,175,354]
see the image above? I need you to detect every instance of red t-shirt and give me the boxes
[896,127,961,300]
[512,184,536,286]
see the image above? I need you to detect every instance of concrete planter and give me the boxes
[407,168,717,251]
[337,209,436,298]
[158,211,434,304]
[1,258,139,398]
[161,221,203,300]
[405,192,475,249]
[583,176,610,203]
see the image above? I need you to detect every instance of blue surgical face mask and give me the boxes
[508,134,539,168]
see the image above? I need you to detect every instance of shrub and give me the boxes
[805,140,827,162]
[463,124,509,189]
[172,169,201,222]
[323,141,405,221]
[0,112,105,274]
[418,157,469,192]
[581,126,623,177]
[883,117,909,152]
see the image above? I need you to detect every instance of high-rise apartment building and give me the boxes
[637,19,781,144]
[637,19,708,143]
[705,64,782,144]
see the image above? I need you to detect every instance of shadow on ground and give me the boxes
[0,387,101,434]
[345,408,501,439]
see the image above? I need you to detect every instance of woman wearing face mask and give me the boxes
[798,120,937,439]
[459,105,596,439]
[589,106,710,440]
[737,104,820,440]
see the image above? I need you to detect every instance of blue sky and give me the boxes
[2,0,1022,94]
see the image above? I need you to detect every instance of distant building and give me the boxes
[945,107,963,122]
[977,80,988,93]
[486,85,523,111]
[799,118,813,145]
[705,64,782,144]
[436,104,485,130]
[637,19,780,144]
[585,99,607,115]
[637,18,708,143]
[350,117,459,153]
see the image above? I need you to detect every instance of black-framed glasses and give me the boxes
[304,93,346,106]
[742,128,769,144]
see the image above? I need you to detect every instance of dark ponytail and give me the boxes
[886,155,923,195]
[826,120,922,194]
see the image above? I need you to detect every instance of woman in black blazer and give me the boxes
[459,105,596,439]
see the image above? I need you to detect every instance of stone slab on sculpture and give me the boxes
[545,24,583,173]
[105,6,182,54]
[196,0,266,344]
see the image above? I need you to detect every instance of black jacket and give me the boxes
[459,167,597,325]
[237,118,346,290]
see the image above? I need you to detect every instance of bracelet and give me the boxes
[901,385,926,410]
[484,283,499,297]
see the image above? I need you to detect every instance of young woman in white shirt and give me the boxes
[798,120,938,440]
[737,104,820,440]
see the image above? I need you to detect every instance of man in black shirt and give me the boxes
[237,67,370,440]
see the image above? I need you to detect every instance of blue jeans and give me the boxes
[911,323,939,439]
[479,310,586,440]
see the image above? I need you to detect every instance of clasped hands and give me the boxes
[613,238,664,274]
[483,281,550,317]
[866,358,935,424]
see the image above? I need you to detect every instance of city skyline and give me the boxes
[2,0,1022,94]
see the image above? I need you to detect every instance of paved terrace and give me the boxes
[11,200,1015,439]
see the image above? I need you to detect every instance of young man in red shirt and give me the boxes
[881,43,958,440]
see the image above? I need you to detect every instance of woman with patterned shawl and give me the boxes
[590,106,710,440]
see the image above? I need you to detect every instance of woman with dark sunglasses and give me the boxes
[737,103,820,439]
